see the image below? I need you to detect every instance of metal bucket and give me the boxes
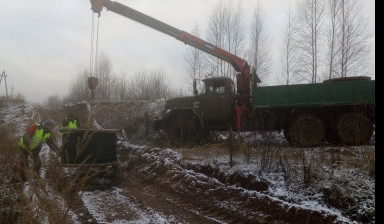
[59,129,118,165]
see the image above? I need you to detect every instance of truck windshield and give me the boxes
[201,82,226,95]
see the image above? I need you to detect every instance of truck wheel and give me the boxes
[337,113,373,145]
[167,114,198,147]
[290,115,325,147]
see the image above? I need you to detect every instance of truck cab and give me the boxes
[196,77,236,128]
[153,77,236,144]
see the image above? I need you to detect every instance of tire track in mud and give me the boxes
[116,142,279,224]
[118,143,352,224]
[119,169,247,224]
[66,174,177,224]
[65,141,351,224]
[65,165,246,224]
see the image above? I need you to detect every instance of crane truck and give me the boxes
[90,0,375,147]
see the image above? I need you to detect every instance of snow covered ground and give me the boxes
[1,102,375,223]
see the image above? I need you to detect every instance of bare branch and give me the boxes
[248,2,272,85]
[206,0,246,81]
[279,2,300,85]
[294,0,325,83]
[338,0,372,77]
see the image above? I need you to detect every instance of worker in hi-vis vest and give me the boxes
[18,119,59,173]
[62,113,80,129]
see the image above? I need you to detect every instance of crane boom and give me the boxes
[89,0,259,107]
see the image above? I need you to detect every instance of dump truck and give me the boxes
[90,0,375,147]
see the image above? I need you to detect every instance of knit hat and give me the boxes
[42,119,56,128]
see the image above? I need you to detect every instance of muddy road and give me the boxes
[62,141,353,224]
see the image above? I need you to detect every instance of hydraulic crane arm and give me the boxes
[90,0,260,107]
[91,0,248,72]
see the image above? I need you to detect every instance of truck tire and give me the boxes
[336,113,373,145]
[167,113,199,147]
[289,115,325,147]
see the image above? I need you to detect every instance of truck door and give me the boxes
[198,79,235,126]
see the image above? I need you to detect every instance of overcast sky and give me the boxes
[0,0,375,103]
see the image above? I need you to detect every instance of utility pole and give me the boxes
[0,70,9,100]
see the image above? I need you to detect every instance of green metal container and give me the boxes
[251,79,375,109]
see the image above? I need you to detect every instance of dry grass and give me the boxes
[179,131,375,223]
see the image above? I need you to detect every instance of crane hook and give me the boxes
[90,0,108,16]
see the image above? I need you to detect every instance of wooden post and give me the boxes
[229,126,234,167]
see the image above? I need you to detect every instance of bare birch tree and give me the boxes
[248,2,272,85]
[279,2,299,85]
[128,69,172,101]
[64,70,91,102]
[338,0,371,77]
[325,0,342,79]
[184,24,207,93]
[206,0,246,81]
[294,0,325,83]
[206,1,225,78]
[95,54,115,100]
[112,76,129,101]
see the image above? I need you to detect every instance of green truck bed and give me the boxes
[251,79,375,109]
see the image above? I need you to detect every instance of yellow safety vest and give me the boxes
[63,120,78,129]
[19,125,51,150]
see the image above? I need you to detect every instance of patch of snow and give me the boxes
[81,187,175,224]
[0,103,35,138]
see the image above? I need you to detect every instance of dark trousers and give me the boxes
[19,146,42,172]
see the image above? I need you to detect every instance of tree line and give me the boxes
[184,0,373,87]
